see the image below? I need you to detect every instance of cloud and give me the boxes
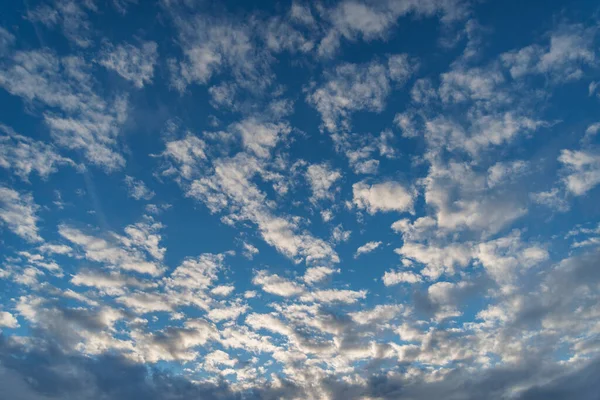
[165,7,273,92]
[0,312,19,328]
[0,124,75,180]
[27,0,97,48]
[354,241,382,258]
[352,181,414,214]
[395,242,473,280]
[124,176,155,200]
[172,149,339,265]
[317,0,469,57]
[99,41,158,88]
[241,241,259,259]
[58,221,164,276]
[230,118,291,159]
[0,186,42,242]
[501,23,596,82]
[382,270,423,286]
[307,60,391,132]
[306,163,342,202]
[558,149,600,196]
[303,266,340,285]
[252,270,305,297]
[0,49,129,170]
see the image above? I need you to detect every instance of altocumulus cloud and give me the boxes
[0,0,600,399]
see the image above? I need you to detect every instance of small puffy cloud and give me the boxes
[350,304,406,325]
[0,124,75,180]
[230,118,291,159]
[382,270,423,286]
[395,242,473,280]
[59,223,164,276]
[352,181,414,214]
[0,311,19,328]
[354,241,382,258]
[501,23,596,82]
[558,149,600,196]
[0,186,42,243]
[252,270,305,297]
[166,253,226,290]
[299,288,367,304]
[241,242,259,259]
[38,243,73,255]
[303,266,340,285]
[161,134,207,180]
[306,163,342,202]
[331,224,351,243]
[124,176,155,200]
[211,285,235,297]
[99,41,158,88]
[388,54,419,84]
[308,60,390,132]
[0,27,15,55]
[487,160,529,188]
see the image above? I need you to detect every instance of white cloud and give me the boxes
[252,270,305,297]
[303,266,340,285]
[124,176,155,200]
[558,149,600,196]
[388,54,419,84]
[306,163,342,202]
[166,11,272,92]
[354,241,382,258]
[0,186,42,243]
[308,60,390,132]
[211,285,235,297]
[487,160,529,188]
[531,187,570,212]
[395,242,473,280]
[231,118,291,159]
[166,253,226,290]
[182,153,339,265]
[501,23,596,82]
[241,242,259,259]
[27,0,97,48]
[317,0,468,57]
[0,49,128,170]
[477,232,549,284]
[59,223,164,276]
[300,288,367,304]
[99,41,158,88]
[382,270,423,286]
[423,161,527,236]
[352,181,414,214]
[0,124,75,180]
[350,304,406,325]
[0,311,19,328]
[331,224,351,243]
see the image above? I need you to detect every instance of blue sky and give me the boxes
[1,0,600,399]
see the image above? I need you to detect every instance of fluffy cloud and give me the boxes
[59,221,164,276]
[99,41,158,88]
[0,49,129,170]
[0,124,75,180]
[0,311,19,328]
[0,186,42,242]
[352,181,414,214]
[354,241,382,258]
[559,149,600,196]
[306,163,342,202]
[382,270,423,286]
[308,60,391,132]
[124,176,155,200]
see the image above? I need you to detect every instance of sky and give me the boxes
[0,0,600,399]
